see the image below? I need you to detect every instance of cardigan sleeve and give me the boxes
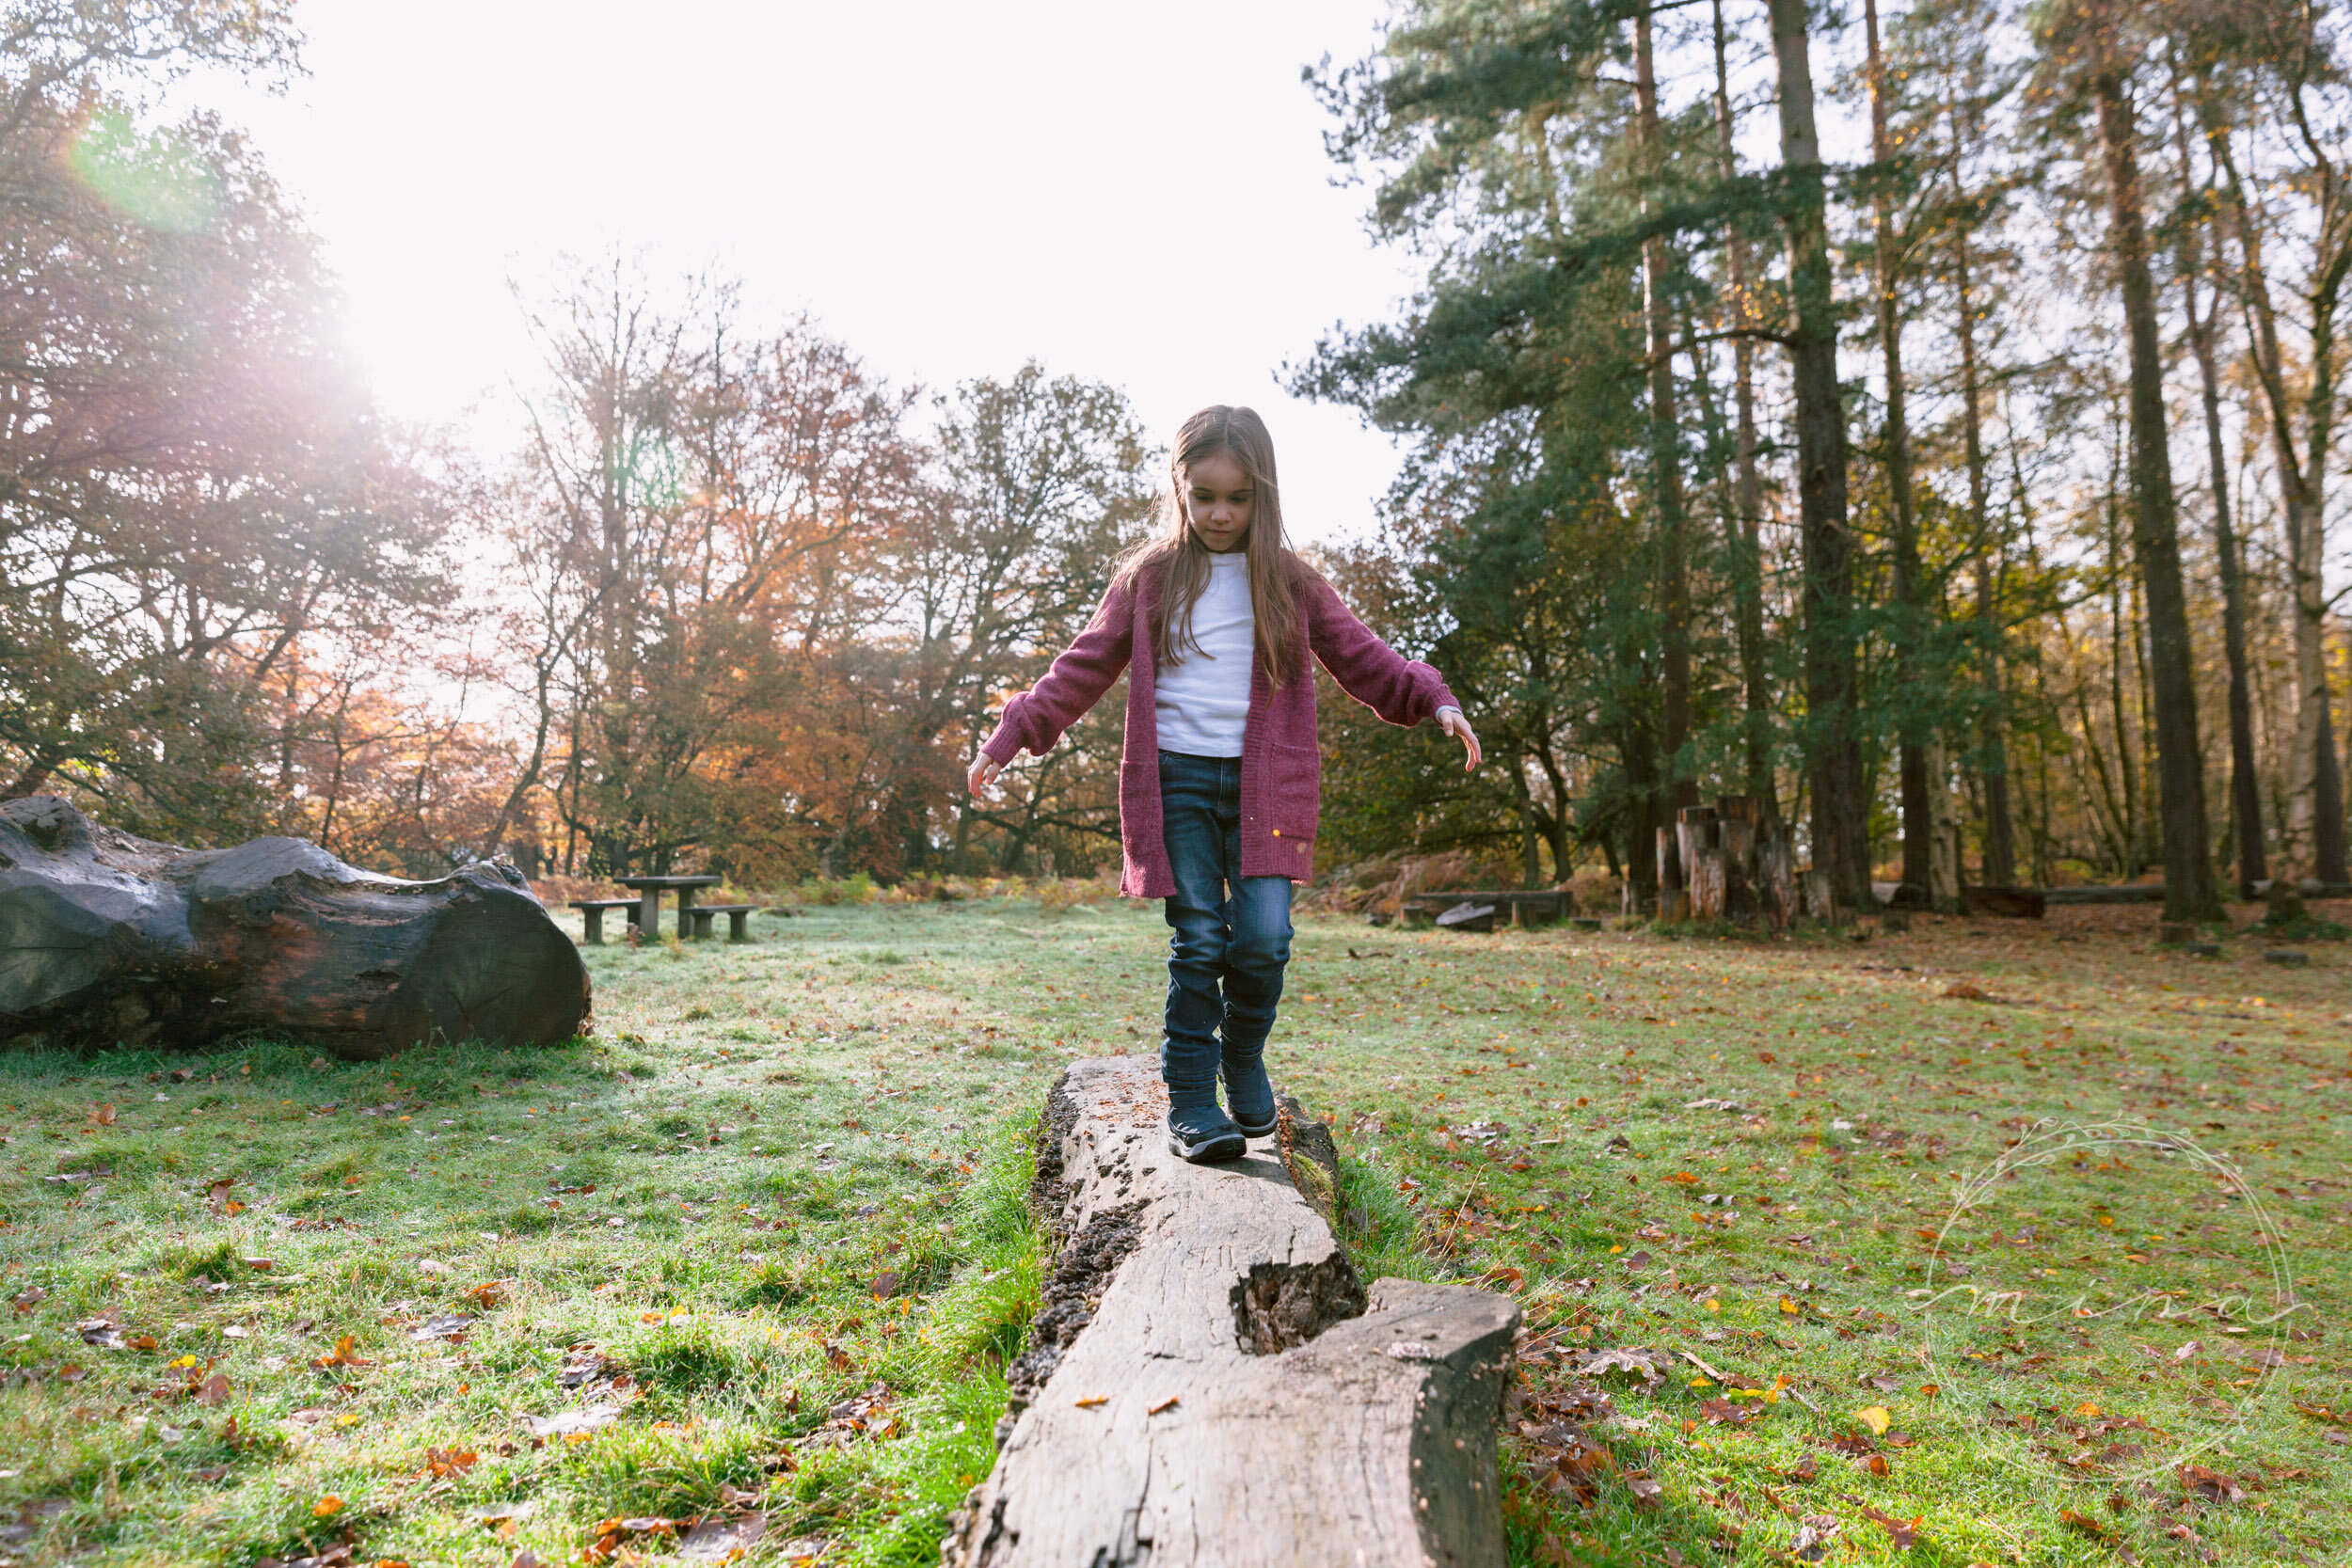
[979,578,1136,763]
[1305,574,1459,725]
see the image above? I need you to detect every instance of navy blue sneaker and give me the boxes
[1166,1103,1248,1164]
[1221,1054,1278,1138]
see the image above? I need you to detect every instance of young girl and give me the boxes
[967,405,1480,1164]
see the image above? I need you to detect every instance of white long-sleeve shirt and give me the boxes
[1153,551,1254,756]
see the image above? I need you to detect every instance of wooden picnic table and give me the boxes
[617,875,721,940]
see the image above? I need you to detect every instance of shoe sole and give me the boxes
[1231,1113,1277,1138]
[1167,1128,1248,1164]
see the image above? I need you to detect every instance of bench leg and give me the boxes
[727,911,750,942]
[638,889,660,939]
[677,890,697,940]
[582,909,603,944]
[691,910,715,941]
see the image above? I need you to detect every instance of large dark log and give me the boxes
[0,795,589,1058]
[943,1057,1519,1568]
[1960,884,2046,919]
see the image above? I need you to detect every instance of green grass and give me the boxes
[1,896,2346,1564]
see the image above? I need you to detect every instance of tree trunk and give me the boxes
[1769,0,1868,910]
[1952,215,2017,886]
[2089,48,2223,921]
[2174,116,2266,896]
[0,796,591,1058]
[2202,104,2348,890]
[1635,3,1695,886]
[1712,0,1772,807]
[1864,0,1939,909]
[942,1058,1518,1568]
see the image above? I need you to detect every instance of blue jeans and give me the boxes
[1157,750,1294,1111]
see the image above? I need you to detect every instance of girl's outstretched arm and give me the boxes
[969,578,1137,794]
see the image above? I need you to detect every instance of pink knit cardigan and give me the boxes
[978,564,1459,899]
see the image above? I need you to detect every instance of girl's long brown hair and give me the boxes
[1114,404,1311,687]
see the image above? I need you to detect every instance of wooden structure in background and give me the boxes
[1656,795,1795,926]
[1401,889,1570,927]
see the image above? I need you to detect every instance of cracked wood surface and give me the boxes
[943,1055,1519,1568]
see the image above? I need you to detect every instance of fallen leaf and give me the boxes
[1856,1503,1922,1548]
[1854,1405,1893,1435]
[2059,1508,2106,1539]
[1073,1396,1107,1408]
[92,1103,117,1125]
[679,1513,767,1561]
[1575,1347,1670,1384]
[313,1334,369,1369]
[312,1494,344,1519]
[425,1446,478,1478]
[523,1402,623,1438]
[197,1371,231,1407]
[1792,1514,1839,1562]
[1148,1396,1180,1415]
[408,1313,474,1344]
[2180,1464,2246,1503]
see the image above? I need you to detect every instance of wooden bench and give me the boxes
[569,898,640,944]
[687,903,758,942]
[1401,889,1567,927]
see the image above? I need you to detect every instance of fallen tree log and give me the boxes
[1960,885,2046,919]
[0,794,589,1058]
[942,1056,1519,1568]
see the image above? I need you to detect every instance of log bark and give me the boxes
[943,1057,1519,1568]
[0,795,589,1058]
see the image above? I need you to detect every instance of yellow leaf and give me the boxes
[1778,1295,1801,1315]
[2075,1401,2100,1418]
[1855,1405,1892,1435]
[313,1495,344,1518]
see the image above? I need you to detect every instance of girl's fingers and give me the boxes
[967,755,1001,797]
[1441,710,1481,770]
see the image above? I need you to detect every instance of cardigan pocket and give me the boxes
[1267,740,1322,843]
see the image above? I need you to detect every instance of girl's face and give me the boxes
[1182,451,1254,554]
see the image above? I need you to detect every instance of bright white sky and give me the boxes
[174,0,1430,546]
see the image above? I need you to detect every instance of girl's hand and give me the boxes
[1438,707,1482,772]
[967,752,1007,798]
